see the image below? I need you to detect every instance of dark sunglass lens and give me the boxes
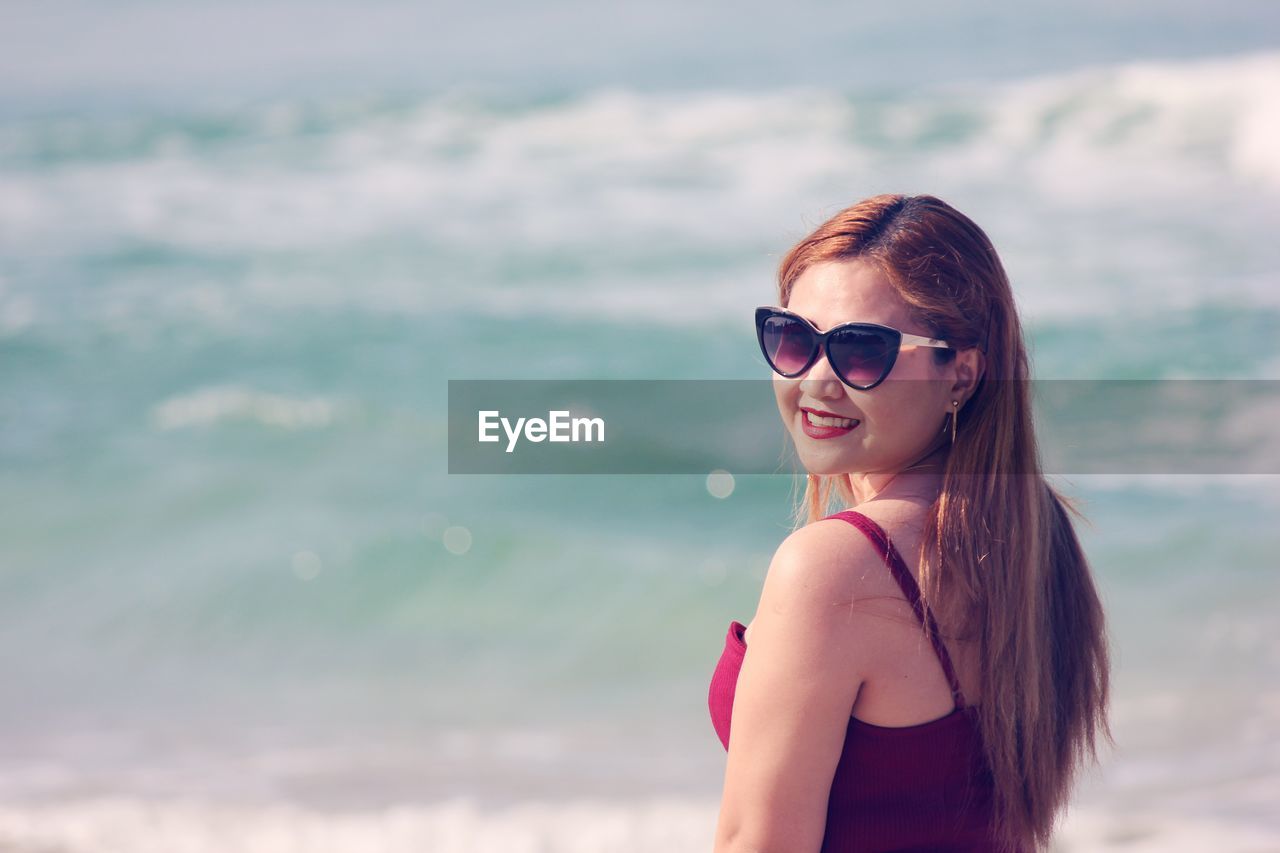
[828,328,896,386]
[760,314,814,374]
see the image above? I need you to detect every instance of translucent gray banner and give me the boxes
[447,379,1280,475]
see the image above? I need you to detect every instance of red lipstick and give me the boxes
[799,407,860,440]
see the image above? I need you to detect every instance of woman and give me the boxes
[708,194,1111,852]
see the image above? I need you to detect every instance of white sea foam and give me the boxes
[0,51,1275,251]
[0,793,1275,852]
[950,51,1280,201]
[148,384,349,430]
[0,52,1276,335]
[0,796,718,853]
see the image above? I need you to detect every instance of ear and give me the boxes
[949,346,985,406]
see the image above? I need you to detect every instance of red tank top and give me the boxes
[708,510,1017,852]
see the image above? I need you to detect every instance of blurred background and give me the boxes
[2,1,1279,850]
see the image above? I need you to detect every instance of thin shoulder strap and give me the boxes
[826,510,967,710]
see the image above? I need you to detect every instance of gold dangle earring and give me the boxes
[950,400,959,443]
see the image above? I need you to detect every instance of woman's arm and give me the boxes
[712,521,882,853]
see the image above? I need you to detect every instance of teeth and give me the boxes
[805,411,857,428]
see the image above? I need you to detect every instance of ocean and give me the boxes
[1,1,1279,849]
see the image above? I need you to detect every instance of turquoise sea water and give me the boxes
[2,2,1279,849]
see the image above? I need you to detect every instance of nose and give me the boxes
[798,346,847,398]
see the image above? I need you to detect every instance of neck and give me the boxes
[847,443,948,506]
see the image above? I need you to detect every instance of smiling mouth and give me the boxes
[803,410,859,428]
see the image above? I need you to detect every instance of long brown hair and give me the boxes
[777,194,1111,852]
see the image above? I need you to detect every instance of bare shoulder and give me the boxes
[716,514,914,848]
[742,514,907,650]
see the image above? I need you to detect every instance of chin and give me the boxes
[809,465,857,478]
[792,448,856,477]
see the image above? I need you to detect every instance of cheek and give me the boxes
[772,377,794,408]
[863,393,936,439]
[772,380,804,427]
